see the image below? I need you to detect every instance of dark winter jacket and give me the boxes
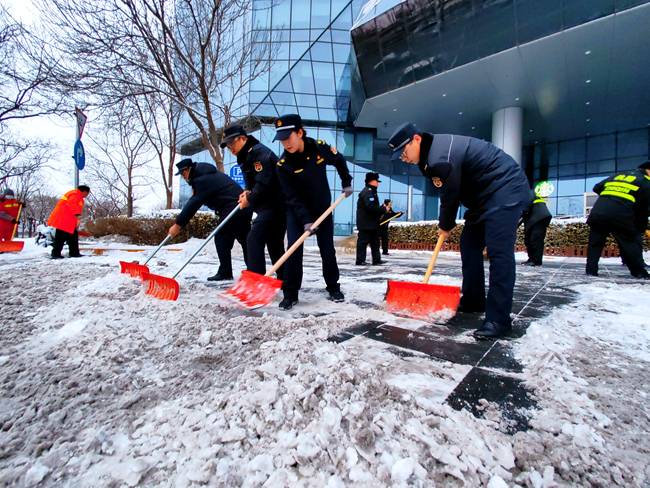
[356,185,387,230]
[175,162,248,227]
[523,193,552,232]
[237,136,285,212]
[276,138,352,225]
[588,169,650,234]
[418,133,534,231]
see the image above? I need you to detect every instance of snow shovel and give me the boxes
[0,204,24,253]
[141,205,242,300]
[119,234,172,279]
[385,234,461,319]
[222,193,347,309]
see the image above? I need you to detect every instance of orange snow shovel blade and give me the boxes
[120,235,171,279]
[385,280,460,318]
[0,240,24,253]
[119,261,150,279]
[221,270,283,309]
[385,235,460,318]
[141,272,179,301]
[223,194,347,309]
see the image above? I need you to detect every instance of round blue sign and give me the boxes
[73,139,85,170]
[229,165,244,186]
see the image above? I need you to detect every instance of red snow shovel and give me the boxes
[385,235,461,319]
[222,193,346,309]
[142,205,242,300]
[0,204,24,253]
[119,234,172,279]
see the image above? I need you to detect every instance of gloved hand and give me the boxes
[303,223,318,235]
[342,186,353,198]
[11,219,19,225]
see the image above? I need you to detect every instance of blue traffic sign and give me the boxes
[73,139,85,170]
[229,165,244,186]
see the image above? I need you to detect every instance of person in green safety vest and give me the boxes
[521,192,552,266]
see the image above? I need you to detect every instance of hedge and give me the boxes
[388,221,650,250]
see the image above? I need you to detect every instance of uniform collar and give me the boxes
[418,132,433,173]
[284,137,317,165]
[236,135,260,165]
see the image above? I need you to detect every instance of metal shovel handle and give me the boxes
[422,234,445,284]
[265,193,347,277]
[143,234,172,266]
[171,205,242,279]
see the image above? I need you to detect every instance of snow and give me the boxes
[1,236,649,486]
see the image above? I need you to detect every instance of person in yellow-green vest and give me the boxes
[586,160,650,279]
[521,192,552,266]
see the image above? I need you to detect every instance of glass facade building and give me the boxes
[181,0,650,227]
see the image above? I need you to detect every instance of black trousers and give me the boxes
[459,203,525,328]
[356,229,381,264]
[524,218,550,265]
[282,213,340,301]
[52,228,80,257]
[214,208,252,277]
[246,208,286,280]
[586,222,647,277]
[379,225,389,254]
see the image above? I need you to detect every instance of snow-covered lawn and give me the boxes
[0,238,648,487]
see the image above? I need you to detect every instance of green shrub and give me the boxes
[85,212,221,245]
[389,221,649,250]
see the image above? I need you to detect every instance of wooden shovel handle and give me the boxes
[266,193,347,277]
[422,234,445,284]
[646,229,650,239]
[10,204,22,240]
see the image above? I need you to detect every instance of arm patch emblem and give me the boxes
[254,161,263,172]
[331,145,338,155]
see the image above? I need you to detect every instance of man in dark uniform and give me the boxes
[379,199,403,255]
[356,172,389,265]
[273,114,353,310]
[168,158,253,281]
[585,161,650,279]
[220,125,286,279]
[388,122,534,340]
[521,192,552,266]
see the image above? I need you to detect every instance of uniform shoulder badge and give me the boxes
[330,145,338,155]
[432,177,442,188]
[317,140,325,145]
[254,161,263,172]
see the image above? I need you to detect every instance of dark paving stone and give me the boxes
[477,342,522,372]
[327,320,384,344]
[445,367,536,434]
[366,325,491,365]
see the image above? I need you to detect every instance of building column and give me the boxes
[492,106,523,165]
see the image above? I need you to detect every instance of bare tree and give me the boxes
[39,0,277,173]
[1,137,56,188]
[133,92,184,209]
[86,102,156,217]
[0,4,67,125]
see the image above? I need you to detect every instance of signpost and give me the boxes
[229,165,245,186]
[73,108,87,187]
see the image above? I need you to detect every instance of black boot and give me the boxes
[207,272,233,281]
[474,321,511,340]
[278,298,299,310]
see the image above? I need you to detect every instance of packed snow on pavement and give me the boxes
[0,238,649,487]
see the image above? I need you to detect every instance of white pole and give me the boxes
[407,185,413,221]
[74,118,80,188]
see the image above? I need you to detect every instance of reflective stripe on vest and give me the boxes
[601,180,638,202]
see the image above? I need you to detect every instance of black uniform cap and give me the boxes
[365,172,381,184]
[388,122,421,161]
[220,125,248,148]
[273,114,302,141]
[639,160,650,170]
[175,158,194,175]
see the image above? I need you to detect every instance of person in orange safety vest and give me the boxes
[0,188,22,242]
[46,185,90,259]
